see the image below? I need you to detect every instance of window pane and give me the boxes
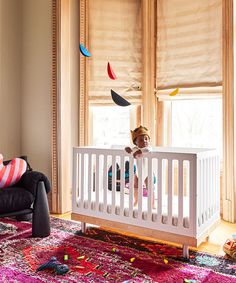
[91,106,130,146]
[171,99,222,157]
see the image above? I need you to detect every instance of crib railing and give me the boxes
[72,146,220,239]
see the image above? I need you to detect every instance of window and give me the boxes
[90,106,131,146]
[156,0,222,154]
[81,0,222,151]
[171,98,223,157]
[86,0,142,146]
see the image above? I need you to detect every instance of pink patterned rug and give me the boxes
[0,217,235,283]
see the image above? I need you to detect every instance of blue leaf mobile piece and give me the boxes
[79,43,91,57]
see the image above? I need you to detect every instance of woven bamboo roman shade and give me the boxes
[88,0,142,104]
[156,0,222,99]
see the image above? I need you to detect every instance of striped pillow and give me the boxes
[0,154,27,189]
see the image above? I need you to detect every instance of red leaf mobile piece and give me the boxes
[107,62,117,80]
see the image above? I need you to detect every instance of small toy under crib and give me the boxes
[72,146,220,258]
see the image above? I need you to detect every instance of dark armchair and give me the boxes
[0,158,51,237]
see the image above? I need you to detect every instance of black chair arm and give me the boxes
[17,171,51,195]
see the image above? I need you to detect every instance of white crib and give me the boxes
[72,146,220,258]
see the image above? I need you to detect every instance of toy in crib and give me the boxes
[107,161,156,196]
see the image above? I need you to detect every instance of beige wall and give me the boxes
[0,0,52,179]
[0,0,80,213]
[0,0,22,160]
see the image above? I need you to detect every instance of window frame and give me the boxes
[52,0,236,221]
[79,0,157,146]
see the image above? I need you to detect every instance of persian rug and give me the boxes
[0,217,236,283]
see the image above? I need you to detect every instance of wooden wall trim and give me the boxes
[52,0,80,214]
[51,0,60,213]
[79,0,89,146]
[142,0,157,145]
[222,0,236,222]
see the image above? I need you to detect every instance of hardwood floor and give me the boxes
[51,213,236,256]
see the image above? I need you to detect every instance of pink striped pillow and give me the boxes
[0,154,27,189]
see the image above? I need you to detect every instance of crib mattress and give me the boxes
[77,191,190,228]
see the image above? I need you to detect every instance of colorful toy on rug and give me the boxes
[130,257,135,263]
[112,247,117,252]
[79,43,91,57]
[0,154,27,189]
[169,87,179,96]
[111,89,131,107]
[64,254,69,261]
[223,237,236,260]
[36,256,69,275]
[107,62,117,80]
[77,255,85,260]
[184,279,197,283]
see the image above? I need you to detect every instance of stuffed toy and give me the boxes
[0,154,27,189]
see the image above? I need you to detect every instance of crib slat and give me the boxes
[189,157,197,234]
[157,158,162,223]
[217,156,220,212]
[210,157,213,217]
[112,155,116,214]
[178,159,183,228]
[129,157,134,217]
[137,159,143,219]
[207,158,210,220]
[81,154,85,204]
[198,158,202,226]
[72,150,79,209]
[202,158,205,224]
[204,158,208,221]
[206,158,209,220]
[215,156,218,212]
[200,158,204,224]
[87,153,92,209]
[167,159,173,225]
[213,156,216,214]
[95,154,100,211]
[216,156,220,211]
[103,154,108,212]
[211,157,214,214]
[120,155,125,216]
[147,157,153,221]
[184,161,190,225]
[210,156,214,217]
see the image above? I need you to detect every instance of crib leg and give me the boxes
[81,222,86,233]
[183,245,189,258]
